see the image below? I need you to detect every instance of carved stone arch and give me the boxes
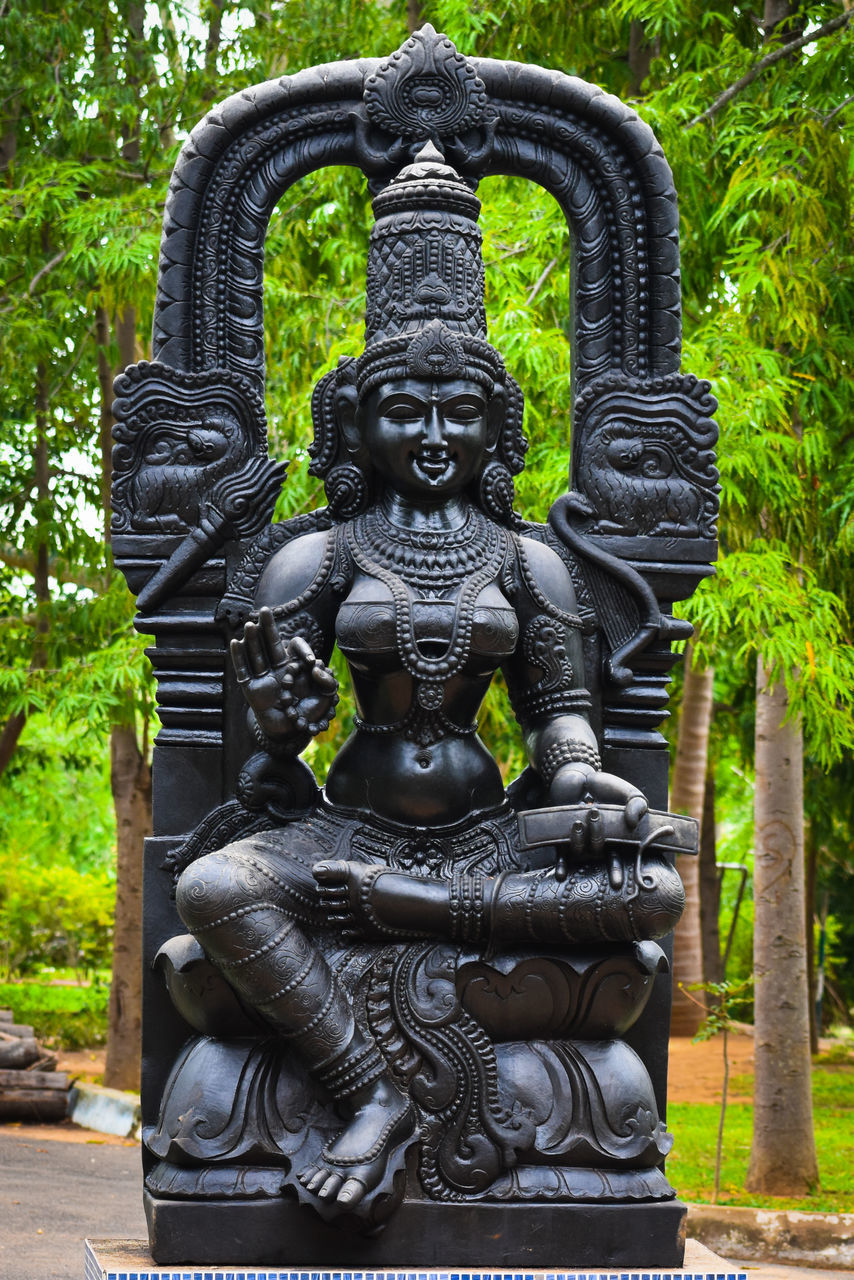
[151,54,680,403]
[112,24,716,823]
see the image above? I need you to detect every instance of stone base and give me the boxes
[139,1194,688,1268]
[85,1237,746,1280]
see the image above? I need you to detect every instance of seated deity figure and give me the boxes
[152,144,688,1229]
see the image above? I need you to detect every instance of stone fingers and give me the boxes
[259,606,290,669]
[555,804,622,888]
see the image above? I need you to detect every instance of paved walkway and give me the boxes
[2,1122,854,1280]
[0,1125,145,1280]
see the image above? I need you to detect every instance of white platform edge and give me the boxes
[84,1239,748,1280]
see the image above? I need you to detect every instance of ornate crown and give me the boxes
[356,140,505,396]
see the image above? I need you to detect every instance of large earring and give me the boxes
[325,463,370,519]
[502,373,528,475]
[478,460,516,525]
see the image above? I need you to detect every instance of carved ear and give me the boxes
[486,383,505,452]
[334,381,361,456]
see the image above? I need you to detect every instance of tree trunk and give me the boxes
[669,642,715,1034]
[103,718,151,1090]
[627,20,659,96]
[805,815,819,1054]
[100,300,151,1090]
[745,656,818,1194]
[0,712,27,777]
[699,768,722,986]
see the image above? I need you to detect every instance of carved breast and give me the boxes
[336,599,519,664]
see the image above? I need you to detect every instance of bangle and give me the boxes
[449,872,486,943]
[539,739,602,785]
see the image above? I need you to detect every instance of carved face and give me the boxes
[605,434,643,471]
[358,377,491,498]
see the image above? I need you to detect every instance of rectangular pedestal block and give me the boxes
[85,1237,747,1280]
[141,1195,690,1270]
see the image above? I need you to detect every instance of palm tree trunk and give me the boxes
[669,641,714,1035]
[699,768,722,986]
[745,656,817,1193]
[98,293,151,1089]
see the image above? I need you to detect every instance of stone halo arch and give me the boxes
[152,38,680,420]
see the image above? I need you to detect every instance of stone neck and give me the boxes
[378,489,471,534]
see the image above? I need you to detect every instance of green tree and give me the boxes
[622,0,854,1193]
[0,0,250,1085]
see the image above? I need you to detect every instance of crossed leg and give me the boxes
[175,833,416,1209]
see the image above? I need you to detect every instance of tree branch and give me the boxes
[687,11,853,129]
[27,249,67,295]
[823,94,854,126]
[0,544,107,593]
[526,256,558,305]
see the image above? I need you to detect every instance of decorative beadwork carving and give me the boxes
[538,740,603,784]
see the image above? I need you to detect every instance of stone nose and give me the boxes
[422,404,447,449]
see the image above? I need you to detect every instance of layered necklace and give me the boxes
[348,503,508,715]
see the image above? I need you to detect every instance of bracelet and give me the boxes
[249,712,296,757]
[538,739,602,786]
[449,872,486,943]
[510,686,593,724]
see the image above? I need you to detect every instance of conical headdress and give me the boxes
[308,32,528,519]
[356,141,505,396]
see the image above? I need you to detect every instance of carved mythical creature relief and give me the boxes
[572,372,719,539]
[112,363,286,609]
[112,364,269,532]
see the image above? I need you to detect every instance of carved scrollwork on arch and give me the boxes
[363,25,488,143]
[150,28,682,398]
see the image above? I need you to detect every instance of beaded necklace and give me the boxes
[362,502,490,594]
[348,506,508,712]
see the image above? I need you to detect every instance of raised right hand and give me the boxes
[230,606,339,739]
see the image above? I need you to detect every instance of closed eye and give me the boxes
[380,397,429,420]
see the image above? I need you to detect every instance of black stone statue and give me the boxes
[112,26,718,1269]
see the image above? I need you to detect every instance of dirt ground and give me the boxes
[55,1047,106,1085]
[667,1028,756,1104]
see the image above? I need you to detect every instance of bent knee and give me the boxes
[176,844,276,931]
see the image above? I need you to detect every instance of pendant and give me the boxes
[417,680,445,710]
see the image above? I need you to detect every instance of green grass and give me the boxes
[668,1062,854,1211]
[0,979,109,1049]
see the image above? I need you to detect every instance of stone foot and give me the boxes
[298,1076,417,1211]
